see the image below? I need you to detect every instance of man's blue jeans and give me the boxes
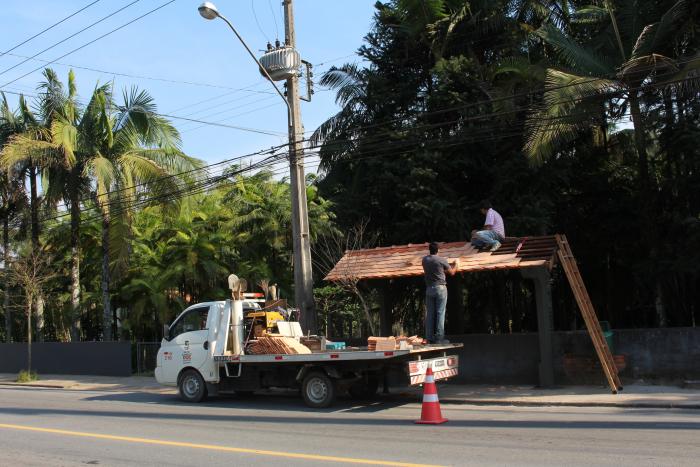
[472,230,503,249]
[425,284,447,343]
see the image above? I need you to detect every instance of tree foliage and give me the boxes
[314,0,700,332]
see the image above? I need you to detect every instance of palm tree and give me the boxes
[0,93,29,342]
[2,69,200,341]
[521,0,699,325]
[523,0,699,182]
[84,86,200,340]
[1,70,84,340]
[310,64,369,169]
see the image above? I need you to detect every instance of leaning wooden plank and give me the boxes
[556,235,622,393]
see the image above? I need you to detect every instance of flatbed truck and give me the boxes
[155,298,461,407]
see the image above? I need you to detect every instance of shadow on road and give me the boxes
[79,389,417,413]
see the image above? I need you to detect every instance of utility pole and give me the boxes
[283,0,316,334]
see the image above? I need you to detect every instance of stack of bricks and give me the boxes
[248,335,311,355]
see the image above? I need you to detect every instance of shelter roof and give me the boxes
[324,236,559,281]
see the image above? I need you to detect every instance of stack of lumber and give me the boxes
[300,336,326,352]
[248,335,311,355]
[368,337,396,351]
[368,335,426,351]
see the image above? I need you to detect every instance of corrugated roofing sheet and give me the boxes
[324,236,559,281]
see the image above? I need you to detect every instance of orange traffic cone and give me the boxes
[415,366,448,424]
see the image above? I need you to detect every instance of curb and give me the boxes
[0,382,69,389]
[438,398,700,409]
[2,383,698,409]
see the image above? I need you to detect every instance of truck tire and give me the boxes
[302,371,336,408]
[178,369,207,403]
[348,375,379,399]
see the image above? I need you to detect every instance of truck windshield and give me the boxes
[169,306,209,340]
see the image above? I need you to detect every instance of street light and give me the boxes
[197,1,218,20]
[197,1,317,333]
[197,2,290,118]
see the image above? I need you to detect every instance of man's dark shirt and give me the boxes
[422,254,451,286]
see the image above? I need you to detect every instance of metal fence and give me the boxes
[135,342,161,375]
[0,342,132,376]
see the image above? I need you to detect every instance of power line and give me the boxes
[160,113,285,136]
[2,51,277,94]
[0,87,287,137]
[252,0,271,43]
[3,67,695,143]
[0,0,143,78]
[269,0,280,40]
[179,101,284,134]
[0,0,176,91]
[3,67,694,226]
[1,84,679,231]
[0,49,358,105]
[308,58,700,141]
[180,91,277,119]
[0,0,103,58]
[164,80,268,114]
[34,116,591,226]
[7,144,289,228]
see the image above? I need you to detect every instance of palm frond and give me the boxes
[319,64,367,107]
[86,154,116,209]
[50,118,77,166]
[0,131,56,167]
[630,0,690,59]
[524,69,618,162]
[651,52,700,94]
[493,56,545,82]
[534,23,613,76]
[571,5,608,25]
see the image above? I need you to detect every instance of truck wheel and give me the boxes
[302,371,336,408]
[178,369,207,403]
[348,375,379,399]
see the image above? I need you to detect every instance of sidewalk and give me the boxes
[0,373,169,393]
[2,373,699,408]
[431,382,700,409]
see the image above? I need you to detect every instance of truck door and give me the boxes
[161,305,211,380]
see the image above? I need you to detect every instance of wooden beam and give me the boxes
[556,235,622,393]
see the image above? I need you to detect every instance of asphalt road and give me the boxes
[0,386,698,466]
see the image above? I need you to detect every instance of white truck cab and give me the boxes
[156,300,237,390]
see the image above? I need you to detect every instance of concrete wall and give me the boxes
[448,327,700,384]
[0,342,132,376]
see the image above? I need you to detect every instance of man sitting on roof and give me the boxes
[471,200,505,252]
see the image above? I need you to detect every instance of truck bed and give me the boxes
[213,343,462,363]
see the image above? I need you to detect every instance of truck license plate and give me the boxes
[408,355,459,385]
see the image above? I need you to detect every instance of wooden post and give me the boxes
[521,266,555,387]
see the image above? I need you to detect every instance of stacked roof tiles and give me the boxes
[324,236,559,281]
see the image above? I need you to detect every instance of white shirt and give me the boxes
[484,208,505,238]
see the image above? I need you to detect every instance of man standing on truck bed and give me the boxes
[422,242,459,344]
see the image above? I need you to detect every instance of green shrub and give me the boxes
[16,370,39,383]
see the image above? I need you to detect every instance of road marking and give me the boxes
[0,423,443,467]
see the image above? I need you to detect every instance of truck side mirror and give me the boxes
[163,324,170,340]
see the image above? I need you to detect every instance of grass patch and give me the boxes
[16,370,39,383]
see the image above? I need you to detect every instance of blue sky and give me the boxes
[0,0,376,174]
